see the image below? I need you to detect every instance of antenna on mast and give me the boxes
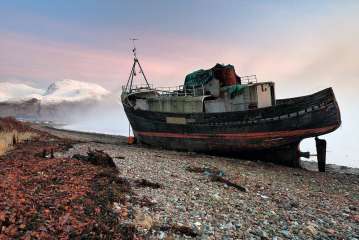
[125,38,150,92]
[130,38,138,59]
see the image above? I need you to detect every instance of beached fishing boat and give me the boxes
[121,46,341,168]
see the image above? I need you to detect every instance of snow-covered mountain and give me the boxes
[0,82,44,102]
[42,79,110,103]
[0,79,110,103]
[0,80,114,121]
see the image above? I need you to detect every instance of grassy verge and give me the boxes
[0,131,37,155]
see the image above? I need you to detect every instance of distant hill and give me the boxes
[0,82,44,102]
[0,80,114,122]
[41,79,110,103]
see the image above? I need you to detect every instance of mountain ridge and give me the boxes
[0,79,110,104]
[0,80,116,122]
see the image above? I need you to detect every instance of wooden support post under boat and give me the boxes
[315,137,327,172]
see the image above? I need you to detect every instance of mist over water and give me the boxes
[62,97,129,136]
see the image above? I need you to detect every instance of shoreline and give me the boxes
[1,119,358,239]
[35,123,359,176]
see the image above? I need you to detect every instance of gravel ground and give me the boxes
[60,141,359,240]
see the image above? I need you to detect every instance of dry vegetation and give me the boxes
[0,118,130,239]
[0,117,36,156]
[0,131,36,156]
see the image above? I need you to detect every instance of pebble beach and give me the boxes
[59,137,359,239]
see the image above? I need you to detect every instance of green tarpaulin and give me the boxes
[184,64,236,88]
[184,69,214,88]
[222,84,247,98]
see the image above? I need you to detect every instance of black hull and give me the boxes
[123,88,341,167]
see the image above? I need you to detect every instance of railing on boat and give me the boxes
[241,75,258,84]
[122,74,258,97]
[122,84,208,97]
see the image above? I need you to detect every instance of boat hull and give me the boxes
[123,88,341,167]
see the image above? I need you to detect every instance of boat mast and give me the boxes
[125,38,150,93]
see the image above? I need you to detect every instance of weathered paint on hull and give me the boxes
[123,88,341,167]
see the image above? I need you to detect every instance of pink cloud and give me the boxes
[0,32,225,89]
[0,32,242,90]
[1,24,358,93]
[0,33,130,88]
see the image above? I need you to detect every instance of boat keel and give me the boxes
[236,141,301,168]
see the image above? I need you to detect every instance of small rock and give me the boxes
[134,211,153,230]
[280,230,290,238]
[121,209,129,218]
[343,207,351,213]
[349,206,357,211]
[203,224,214,235]
[326,228,335,235]
[260,230,269,239]
[234,221,241,229]
[19,224,26,229]
[272,236,283,240]
[223,222,234,230]
[260,194,269,199]
[352,214,359,223]
[193,221,202,232]
[164,235,175,240]
[291,221,298,226]
[158,231,166,239]
[303,225,317,236]
[212,193,221,200]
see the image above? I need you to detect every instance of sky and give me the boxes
[1,1,359,167]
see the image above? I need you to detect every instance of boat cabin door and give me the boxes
[256,83,274,108]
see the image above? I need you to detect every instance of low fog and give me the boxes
[61,94,129,136]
